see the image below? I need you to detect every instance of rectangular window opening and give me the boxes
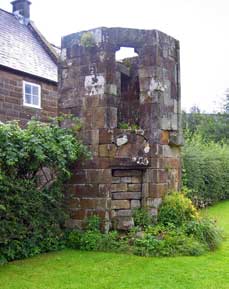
[23,81,41,109]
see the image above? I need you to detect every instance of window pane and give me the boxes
[32,95,39,106]
[25,94,32,104]
[25,84,31,94]
[32,86,39,96]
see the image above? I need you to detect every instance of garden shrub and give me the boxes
[133,225,205,257]
[158,192,199,226]
[67,215,123,252]
[0,119,89,263]
[85,215,101,231]
[185,218,223,250]
[67,195,222,258]
[132,208,152,228]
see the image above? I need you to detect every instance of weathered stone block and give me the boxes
[113,169,142,177]
[105,107,117,129]
[76,157,111,170]
[163,158,180,170]
[112,192,141,200]
[131,200,141,209]
[74,184,99,198]
[111,183,127,192]
[79,198,96,209]
[79,198,107,209]
[141,183,149,199]
[160,130,169,144]
[65,219,82,229]
[80,129,99,145]
[146,197,162,208]
[149,183,168,198]
[86,169,112,184]
[114,216,134,230]
[65,198,80,209]
[92,107,106,128]
[104,84,117,95]
[120,177,132,183]
[69,169,87,184]
[128,183,141,192]
[116,209,132,217]
[112,177,121,184]
[131,176,142,184]
[99,129,113,144]
[70,209,86,220]
[111,200,130,209]
[86,209,107,219]
[161,145,180,158]
[99,144,116,158]
[151,170,168,183]
[98,184,111,198]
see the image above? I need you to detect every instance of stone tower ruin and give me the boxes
[59,27,183,230]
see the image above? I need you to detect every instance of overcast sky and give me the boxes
[1,0,229,112]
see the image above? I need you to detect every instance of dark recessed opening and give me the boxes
[116,47,140,127]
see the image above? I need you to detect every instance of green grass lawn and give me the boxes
[0,201,229,289]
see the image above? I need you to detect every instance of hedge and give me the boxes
[182,134,229,207]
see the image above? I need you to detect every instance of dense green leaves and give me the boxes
[182,134,229,206]
[182,108,229,206]
[158,192,199,226]
[0,119,89,263]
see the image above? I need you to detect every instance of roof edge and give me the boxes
[0,64,58,85]
[28,21,59,64]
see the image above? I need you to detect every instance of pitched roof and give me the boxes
[0,8,58,82]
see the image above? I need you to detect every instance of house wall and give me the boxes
[0,68,58,124]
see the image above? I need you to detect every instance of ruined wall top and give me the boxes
[59,26,182,145]
[62,27,179,51]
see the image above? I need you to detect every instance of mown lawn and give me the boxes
[0,201,229,289]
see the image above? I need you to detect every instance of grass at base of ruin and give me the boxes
[0,201,229,289]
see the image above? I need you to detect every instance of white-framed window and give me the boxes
[23,81,41,108]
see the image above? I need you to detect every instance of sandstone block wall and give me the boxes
[59,27,183,230]
[0,68,58,124]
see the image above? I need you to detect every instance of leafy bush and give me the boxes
[67,205,222,258]
[133,208,152,228]
[158,192,199,226]
[85,215,101,231]
[66,230,83,249]
[185,218,223,250]
[182,133,229,206]
[133,224,205,257]
[67,216,123,252]
[0,119,89,263]
[66,194,223,258]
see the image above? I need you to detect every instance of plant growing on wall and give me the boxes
[80,32,96,48]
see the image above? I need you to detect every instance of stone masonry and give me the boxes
[59,27,183,231]
[0,69,57,125]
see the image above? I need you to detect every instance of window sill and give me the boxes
[23,104,42,109]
